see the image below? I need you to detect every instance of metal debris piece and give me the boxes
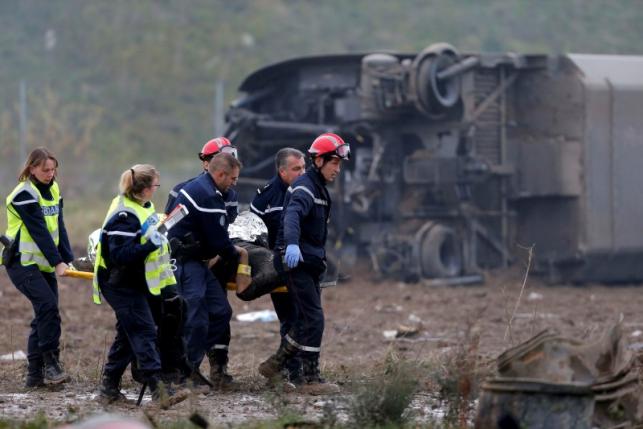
[375,304,403,313]
[527,292,543,301]
[396,324,420,338]
[382,330,397,340]
[476,320,643,428]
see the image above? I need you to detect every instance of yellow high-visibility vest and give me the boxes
[92,195,176,304]
[4,180,60,273]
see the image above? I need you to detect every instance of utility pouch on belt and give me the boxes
[169,233,200,261]
[0,234,16,268]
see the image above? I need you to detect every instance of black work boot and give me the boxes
[25,358,45,389]
[258,342,298,381]
[42,350,68,385]
[286,356,303,383]
[160,354,192,385]
[210,364,234,389]
[147,373,189,410]
[99,373,125,403]
[186,369,212,394]
[160,369,182,385]
[297,354,339,395]
[207,348,235,389]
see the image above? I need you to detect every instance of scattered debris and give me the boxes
[627,342,643,351]
[408,313,422,324]
[383,330,398,340]
[396,325,420,338]
[420,274,484,287]
[476,320,643,428]
[527,292,543,301]
[0,350,27,361]
[514,312,559,319]
[235,310,278,323]
[382,329,446,344]
[375,303,403,313]
[476,378,594,428]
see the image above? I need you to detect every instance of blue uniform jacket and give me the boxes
[275,166,331,261]
[165,172,238,227]
[249,175,288,249]
[167,172,238,261]
[7,179,74,267]
[97,205,158,290]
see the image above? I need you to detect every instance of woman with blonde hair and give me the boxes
[92,164,186,408]
[3,147,74,388]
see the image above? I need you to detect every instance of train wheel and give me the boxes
[420,224,463,278]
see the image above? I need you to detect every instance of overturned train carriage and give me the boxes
[225,43,643,284]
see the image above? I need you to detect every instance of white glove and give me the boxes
[151,231,166,247]
[144,226,165,247]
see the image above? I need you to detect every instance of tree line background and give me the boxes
[1,0,643,244]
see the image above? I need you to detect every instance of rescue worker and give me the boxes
[92,164,187,408]
[259,133,350,395]
[250,148,306,381]
[130,273,193,388]
[167,152,246,388]
[2,147,73,388]
[165,137,238,226]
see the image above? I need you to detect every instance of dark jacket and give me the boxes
[97,203,158,291]
[250,174,288,249]
[7,179,73,267]
[165,172,238,227]
[167,172,238,261]
[275,166,331,261]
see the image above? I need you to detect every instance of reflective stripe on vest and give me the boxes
[4,181,60,273]
[92,195,176,304]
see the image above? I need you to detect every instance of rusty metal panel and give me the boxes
[514,67,584,142]
[515,139,582,197]
[474,69,502,165]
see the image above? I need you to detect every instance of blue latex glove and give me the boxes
[285,244,303,269]
[140,213,160,235]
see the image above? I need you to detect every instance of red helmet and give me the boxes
[308,133,351,160]
[199,137,237,160]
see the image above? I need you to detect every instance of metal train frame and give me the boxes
[224,43,643,284]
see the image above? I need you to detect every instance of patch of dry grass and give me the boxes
[346,350,419,428]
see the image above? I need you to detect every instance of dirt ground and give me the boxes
[1,260,642,426]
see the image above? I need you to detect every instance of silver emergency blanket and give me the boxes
[228,211,269,245]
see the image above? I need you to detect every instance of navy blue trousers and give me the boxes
[271,291,297,339]
[283,261,325,356]
[176,259,232,367]
[101,283,161,379]
[6,263,61,368]
[271,290,301,374]
[147,294,189,374]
